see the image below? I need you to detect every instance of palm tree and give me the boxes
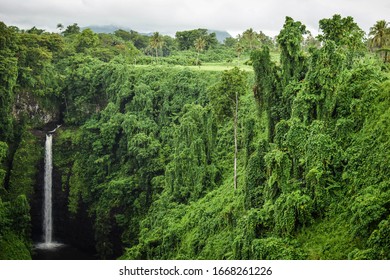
[235,42,244,65]
[56,23,64,33]
[369,20,390,61]
[194,37,206,66]
[243,28,258,50]
[150,32,164,63]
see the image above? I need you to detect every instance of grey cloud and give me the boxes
[0,0,388,35]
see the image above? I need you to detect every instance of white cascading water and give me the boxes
[43,133,53,245]
[35,126,63,250]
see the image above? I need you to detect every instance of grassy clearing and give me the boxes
[133,51,280,72]
[187,62,254,72]
[134,62,253,72]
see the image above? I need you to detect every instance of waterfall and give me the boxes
[43,133,53,245]
[35,126,63,250]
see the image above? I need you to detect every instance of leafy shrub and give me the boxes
[274,190,313,236]
[251,237,306,259]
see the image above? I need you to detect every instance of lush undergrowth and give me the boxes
[0,232,31,260]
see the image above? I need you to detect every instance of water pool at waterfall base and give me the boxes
[32,242,98,260]
[34,241,64,250]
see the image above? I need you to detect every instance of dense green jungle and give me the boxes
[0,15,389,260]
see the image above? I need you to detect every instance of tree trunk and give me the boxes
[234,91,238,190]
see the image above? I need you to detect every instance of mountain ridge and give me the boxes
[82,25,231,42]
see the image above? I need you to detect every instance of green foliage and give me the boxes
[62,23,81,37]
[247,15,389,260]
[114,29,149,50]
[9,194,31,240]
[0,52,17,140]
[8,130,43,200]
[176,29,218,51]
[52,17,390,260]
[208,67,247,119]
[318,14,365,52]
[0,197,10,237]
[277,17,307,86]
[68,160,85,214]
[0,22,18,141]
[366,215,390,259]
[16,32,63,96]
[0,141,8,187]
[0,181,32,259]
[75,29,99,52]
[368,20,390,62]
[303,41,347,121]
[123,181,242,260]
[0,231,31,260]
[297,212,356,259]
[245,139,268,208]
[250,237,306,259]
[264,147,292,196]
[274,190,313,236]
[165,104,217,203]
[54,65,220,258]
[60,55,106,124]
[251,46,281,141]
[369,20,390,49]
[350,186,389,239]
[149,32,164,62]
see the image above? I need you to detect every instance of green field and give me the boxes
[135,62,252,72]
[134,52,280,72]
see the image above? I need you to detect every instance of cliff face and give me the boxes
[12,92,60,127]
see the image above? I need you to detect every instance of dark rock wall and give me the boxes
[12,92,59,127]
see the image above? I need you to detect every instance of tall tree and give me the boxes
[26,26,44,35]
[56,23,64,33]
[251,46,280,142]
[317,14,365,52]
[75,28,99,53]
[277,16,307,87]
[0,22,18,141]
[242,28,258,50]
[62,23,80,37]
[209,67,247,190]
[194,37,206,66]
[175,29,218,50]
[149,32,164,63]
[114,30,149,50]
[369,20,390,61]
[236,42,244,64]
[302,31,321,51]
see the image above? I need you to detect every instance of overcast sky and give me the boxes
[0,0,389,37]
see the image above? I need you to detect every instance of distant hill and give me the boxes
[82,25,124,34]
[208,30,232,43]
[83,25,232,42]
[82,25,171,37]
